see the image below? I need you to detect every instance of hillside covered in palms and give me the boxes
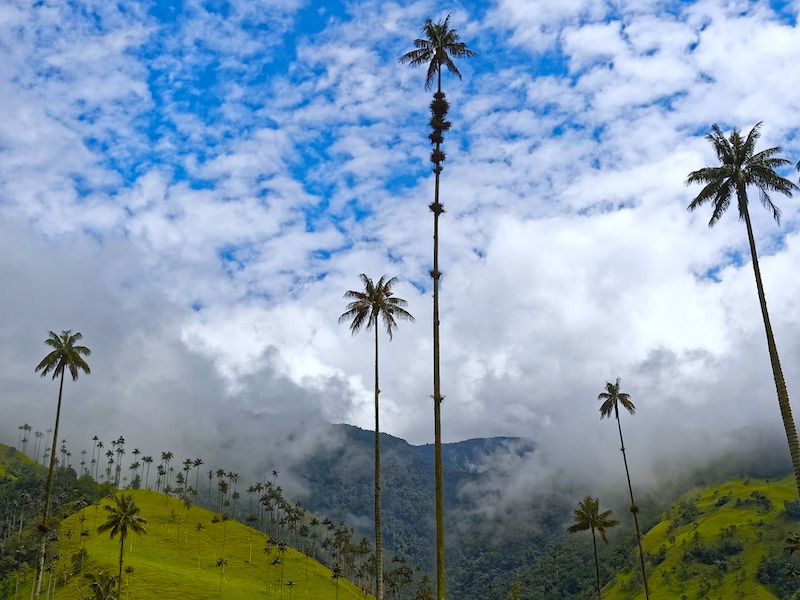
[21,489,370,600]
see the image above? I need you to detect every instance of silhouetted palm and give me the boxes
[33,330,91,599]
[97,494,147,597]
[599,378,648,598]
[339,274,414,600]
[687,122,800,497]
[567,496,618,598]
[400,17,475,600]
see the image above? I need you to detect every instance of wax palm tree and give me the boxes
[786,531,800,577]
[400,17,475,600]
[141,456,153,490]
[687,122,800,496]
[598,378,649,598]
[194,458,204,491]
[97,494,147,598]
[33,329,91,599]
[83,571,119,600]
[339,274,414,600]
[331,564,342,600]
[567,496,618,598]
[95,441,104,481]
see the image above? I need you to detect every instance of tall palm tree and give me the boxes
[598,378,648,598]
[687,122,800,496]
[95,441,104,481]
[141,456,153,490]
[33,431,43,466]
[33,329,91,599]
[194,458,205,491]
[339,273,414,600]
[97,494,148,598]
[567,496,618,599]
[399,17,475,600]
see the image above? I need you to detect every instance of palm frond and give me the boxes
[35,329,91,380]
[687,122,796,229]
[598,378,635,418]
[339,274,415,340]
[400,14,475,91]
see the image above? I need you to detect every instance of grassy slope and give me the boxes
[21,490,372,600]
[0,442,38,476]
[603,474,799,600]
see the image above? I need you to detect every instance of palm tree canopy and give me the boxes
[35,330,91,381]
[84,571,119,600]
[567,495,619,544]
[686,122,797,227]
[598,377,635,420]
[97,494,148,539]
[399,14,477,91]
[338,274,415,340]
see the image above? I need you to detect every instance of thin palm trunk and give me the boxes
[591,528,601,599]
[614,407,648,599]
[374,325,384,600]
[432,65,446,600]
[741,201,800,495]
[34,370,65,600]
[118,532,126,597]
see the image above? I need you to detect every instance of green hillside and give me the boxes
[0,442,38,476]
[17,489,373,600]
[603,474,800,600]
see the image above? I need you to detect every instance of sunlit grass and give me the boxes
[604,474,799,599]
[20,489,372,599]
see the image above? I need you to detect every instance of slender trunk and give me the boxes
[33,370,66,600]
[615,408,649,599]
[374,326,384,600]
[118,534,126,597]
[742,202,800,497]
[432,65,446,600]
[591,528,601,599]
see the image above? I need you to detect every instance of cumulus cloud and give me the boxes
[2,0,800,510]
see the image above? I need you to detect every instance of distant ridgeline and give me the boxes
[294,424,541,599]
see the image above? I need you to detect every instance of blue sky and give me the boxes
[3,0,800,498]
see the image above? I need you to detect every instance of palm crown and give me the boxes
[35,330,91,381]
[338,274,414,339]
[399,14,477,91]
[568,496,618,543]
[686,122,797,227]
[598,377,635,420]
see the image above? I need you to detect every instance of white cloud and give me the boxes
[2,0,800,503]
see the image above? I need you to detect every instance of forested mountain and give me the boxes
[294,424,557,598]
[292,424,800,599]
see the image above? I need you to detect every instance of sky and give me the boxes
[3,0,800,500]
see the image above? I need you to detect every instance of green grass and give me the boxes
[20,489,373,600]
[603,474,800,600]
[0,442,38,477]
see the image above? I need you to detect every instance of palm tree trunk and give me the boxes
[591,528,601,599]
[742,202,800,497]
[118,534,126,597]
[432,64,446,600]
[33,370,66,600]
[374,325,384,600]
[615,409,649,599]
